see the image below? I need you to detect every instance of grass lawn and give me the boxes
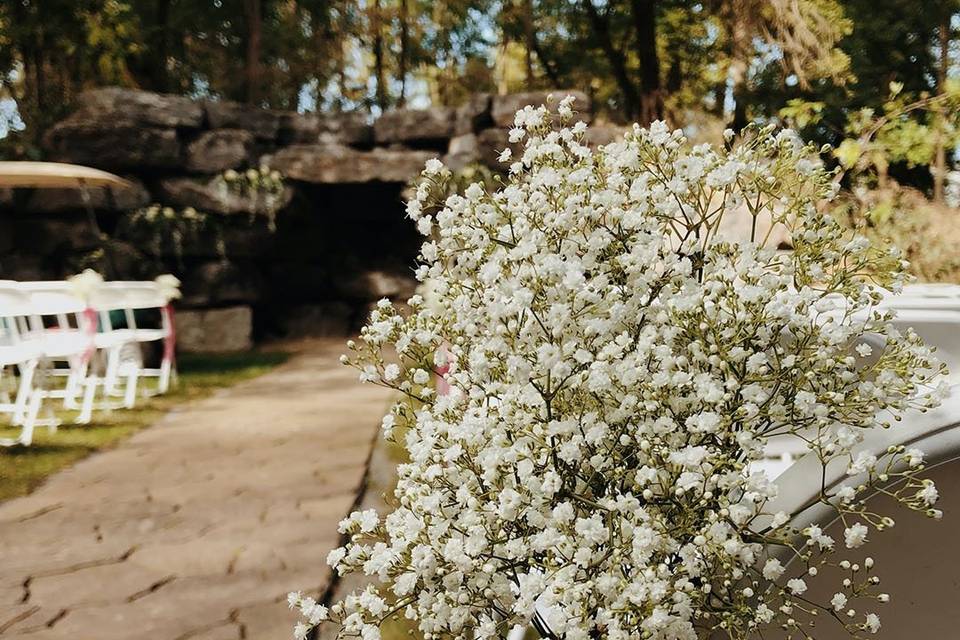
[0,350,289,502]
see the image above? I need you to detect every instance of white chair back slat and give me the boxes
[103,282,167,309]
[15,283,87,316]
[0,288,32,350]
[0,288,32,317]
[89,286,129,313]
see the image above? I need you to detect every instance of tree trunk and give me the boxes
[150,0,172,92]
[530,34,562,87]
[933,11,950,204]
[31,40,47,147]
[243,0,263,105]
[522,0,535,83]
[337,63,347,111]
[372,0,388,111]
[727,4,751,132]
[712,83,725,116]
[399,0,409,107]
[582,0,640,120]
[631,0,663,125]
[497,35,511,96]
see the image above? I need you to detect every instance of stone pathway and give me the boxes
[0,340,392,640]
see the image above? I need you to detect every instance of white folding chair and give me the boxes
[91,281,176,404]
[14,282,103,423]
[0,287,50,446]
[117,281,176,394]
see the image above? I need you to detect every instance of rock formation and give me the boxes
[1,87,602,350]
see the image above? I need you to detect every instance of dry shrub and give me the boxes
[837,186,960,283]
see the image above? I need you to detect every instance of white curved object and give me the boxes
[761,386,960,639]
[0,161,133,189]
[758,285,960,638]
[752,286,960,478]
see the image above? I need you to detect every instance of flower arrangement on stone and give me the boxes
[291,96,947,640]
[119,203,212,265]
[116,165,287,269]
[219,164,285,197]
[217,164,286,229]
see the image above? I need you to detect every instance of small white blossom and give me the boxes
[917,481,939,505]
[905,448,925,467]
[844,523,869,548]
[382,364,400,382]
[763,558,785,580]
[787,578,808,595]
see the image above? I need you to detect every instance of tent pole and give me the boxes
[77,179,117,278]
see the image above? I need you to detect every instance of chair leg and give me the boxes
[12,360,37,425]
[103,348,121,396]
[76,377,98,425]
[158,358,172,394]
[19,390,43,446]
[123,369,139,409]
[63,358,87,410]
[0,367,10,405]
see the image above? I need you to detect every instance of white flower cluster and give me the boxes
[220,164,285,196]
[125,203,209,261]
[296,97,946,640]
[218,164,286,229]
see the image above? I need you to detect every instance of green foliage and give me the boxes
[779,98,825,129]
[0,0,861,143]
[0,0,954,135]
[798,80,960,189]
[760,0,959,150]
[0,0,141,155]
[836,187,960,282]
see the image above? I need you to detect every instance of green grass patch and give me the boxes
[0,350,289,502]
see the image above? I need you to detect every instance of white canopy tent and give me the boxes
[0,161,133,190]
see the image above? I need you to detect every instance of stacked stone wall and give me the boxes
[0,87,617,350]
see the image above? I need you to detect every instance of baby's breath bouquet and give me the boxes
[292,97,946,640]
[218,164,286,229]
[120,203,209,263]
